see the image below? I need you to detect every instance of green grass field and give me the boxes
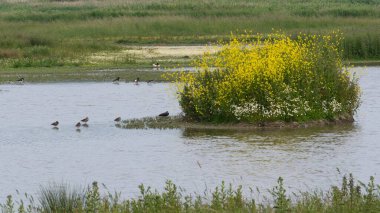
[0,0,379,78]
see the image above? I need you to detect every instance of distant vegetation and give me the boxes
[0,0,379,69]
[1,175,380,212]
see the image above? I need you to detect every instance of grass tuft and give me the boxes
[38,183,84,213]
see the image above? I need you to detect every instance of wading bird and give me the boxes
[134,77,140,85]
[81,117,89,123]
[158,111,169,117]
[51,121,59,126]
[75,122,81,132]
[152,63,160,68]
[112,77,120,83]
[114,117,121,122]
[16,77,24,84]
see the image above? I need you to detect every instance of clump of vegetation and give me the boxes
[174,32,361,123]
[1,175,380,212]
[120,115,184,129]
[38,183,83,213]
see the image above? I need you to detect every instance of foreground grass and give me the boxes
[0,0,379,71]
[1,174,380,212]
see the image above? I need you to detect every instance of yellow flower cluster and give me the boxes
[173,32,360,122]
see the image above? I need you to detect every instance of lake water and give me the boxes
[0,67,378,200]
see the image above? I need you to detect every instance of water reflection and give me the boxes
[0,67,379,201]
[182,124,356,143]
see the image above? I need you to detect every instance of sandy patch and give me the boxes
[124,45,221,58]
[88,45,221,63]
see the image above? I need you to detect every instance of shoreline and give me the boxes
[0,60,378,84]
[118,114,355,130]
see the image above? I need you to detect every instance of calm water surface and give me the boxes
[0,67,379,200]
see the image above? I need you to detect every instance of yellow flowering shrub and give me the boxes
[175,32,360,122]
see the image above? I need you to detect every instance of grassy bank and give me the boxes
[0,0,379,71]
[0,66,174,83]
[1,175,379,212]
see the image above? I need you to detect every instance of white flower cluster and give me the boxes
[231,85,317,121]
[268,96,311,118]
[232,100,263,120]
[231,96,312,121]
[231,84,344,122]
[322,98,342,114]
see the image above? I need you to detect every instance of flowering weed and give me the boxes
[174,32,361,123]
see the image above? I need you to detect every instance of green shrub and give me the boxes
[175,32,361,123]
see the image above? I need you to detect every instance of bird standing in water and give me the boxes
[75,122,81,132]
[158,111,169,117]
[16,77,24,84]
[134,77,140,85]
[114,117,121,122]
[112,77,120,84]
[152,63,160,69]
[51,121,59,126]
[51,121,59,130]
[81,117,88,123]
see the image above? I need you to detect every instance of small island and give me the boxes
[121,32,361,129]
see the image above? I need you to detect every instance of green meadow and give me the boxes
[0,0,379,81]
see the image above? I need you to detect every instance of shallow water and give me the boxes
[0,67,379,200]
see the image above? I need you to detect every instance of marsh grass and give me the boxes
[2,175,380,212]
[38,183,84,213]
[0,0,379,69]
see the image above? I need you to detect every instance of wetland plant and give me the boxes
[37,183,84,213]
[2,175,380,212]
[174,32,361,123]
